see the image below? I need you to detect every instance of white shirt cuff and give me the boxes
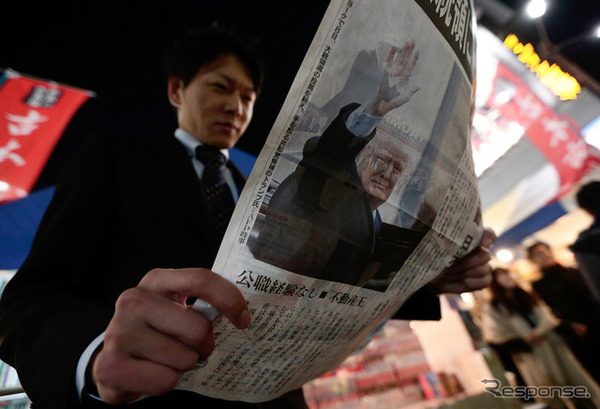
[345,105,383,137]
[76,332,104,399]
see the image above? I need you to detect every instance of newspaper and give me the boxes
[177,0,482,402]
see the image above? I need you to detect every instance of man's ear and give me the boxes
[167,77,183,107]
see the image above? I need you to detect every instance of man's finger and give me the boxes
[139,268,251,329]
[399,41,417,70]
[481,227,497,249]
[110,287,215,359]
[433,269,492,294]
[445,247,492,275]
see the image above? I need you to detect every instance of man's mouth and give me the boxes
[216,121,239,132]
[371,179,389,190]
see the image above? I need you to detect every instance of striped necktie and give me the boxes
[195,145,236,239]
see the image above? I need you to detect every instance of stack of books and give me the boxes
[303,320,466,409]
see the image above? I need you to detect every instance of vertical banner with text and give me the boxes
[486,62,597,197]
[0,69,93,203]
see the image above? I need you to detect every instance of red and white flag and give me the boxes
[485,62,599,197]
[0,69,93,203]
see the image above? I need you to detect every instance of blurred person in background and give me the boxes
[481,267,600,409]
[527,241,600,382]
[570,181,600,302]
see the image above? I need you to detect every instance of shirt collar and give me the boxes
[174,128,230,161]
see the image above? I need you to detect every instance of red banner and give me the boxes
[486,62,598,197]
[0,70,92,203]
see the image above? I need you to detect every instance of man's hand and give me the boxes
[366,40,421,117]
[430,228,496,294]
[91,268,251,404]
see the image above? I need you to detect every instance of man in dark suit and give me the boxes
[0,26,494,409]
[0,26,265,409]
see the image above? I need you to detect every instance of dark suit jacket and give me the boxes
[0,127,439,409]
[0,130,256,409]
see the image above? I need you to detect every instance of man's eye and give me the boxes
[212,83,227,90]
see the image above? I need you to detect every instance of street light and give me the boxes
[523,0,599,55]
[525,0,547,19]
[519,0,600,96]
[495,249,514,263]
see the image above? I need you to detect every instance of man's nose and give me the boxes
[382,162,394,179]
[224,93,244,116]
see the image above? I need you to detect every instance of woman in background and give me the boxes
[481,267,600,409]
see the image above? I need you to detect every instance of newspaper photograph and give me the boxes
[177,0,483,402]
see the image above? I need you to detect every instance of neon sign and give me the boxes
[504,34,581,100]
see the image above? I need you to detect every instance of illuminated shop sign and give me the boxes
[503,34,581,100]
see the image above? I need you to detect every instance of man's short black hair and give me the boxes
[576,181,600,214]
[162,24,265,94]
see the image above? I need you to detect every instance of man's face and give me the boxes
[169,54,256,149]
[357,145,404,209]
[529,244,556,269]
